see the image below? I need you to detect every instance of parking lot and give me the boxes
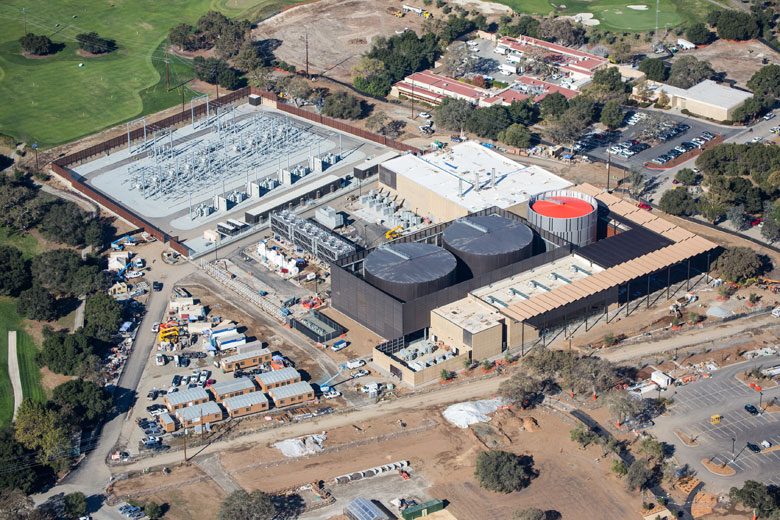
[651,355,780,491]
[584,110,742,173]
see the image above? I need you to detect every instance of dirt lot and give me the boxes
[317,306,384,358]
[112,405,644,520]
[671,40,780,88]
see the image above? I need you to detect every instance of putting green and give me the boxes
[0,0,297,149]
[495,0,715,32]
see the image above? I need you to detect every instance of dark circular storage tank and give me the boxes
[364,243,457,301]
[442,215,534,277]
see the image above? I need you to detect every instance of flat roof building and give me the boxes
[379,141,571,223]
[208,378,256,402]
[164,387,210,411]
[176,401,223,427]
[634,79,753,121]
[220,348,272,372]
[344,498,391,520]
[255,367,302,392]
[269,381,314,408]
[223,391,269,418]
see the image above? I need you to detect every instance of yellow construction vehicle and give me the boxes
[386,7,404,17]
[159,327,179,342]
[385,226,403,240]
[422,10,433,18]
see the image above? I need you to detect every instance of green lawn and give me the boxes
[0,226,44,260]
[0,0,298,148]
[495,0,715,32]
[0,299,45,427]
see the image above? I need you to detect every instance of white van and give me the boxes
[345,359,366,369]
[772,306,780,318]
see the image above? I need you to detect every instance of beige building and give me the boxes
[255,367,301,392]
[175,402,223,428]
[163,387,209,411]
[208,378,256,403]
[378,141,571,224]
[269,381,314,407]
[219,348,271,372]
[634,79,753,121]
[223,391,269,418]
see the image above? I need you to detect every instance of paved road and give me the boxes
[8,331,22,420]
[651,355,780,493]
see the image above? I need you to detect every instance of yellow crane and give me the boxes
[385,226,403,240]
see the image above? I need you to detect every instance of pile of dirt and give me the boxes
[522,417,540,432]
[691,492,718,518]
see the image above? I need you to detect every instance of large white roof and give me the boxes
[657,79,753,110]
[383,141,571,213]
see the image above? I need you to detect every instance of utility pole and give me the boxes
[181,86,185,113]
[304,31,310,79]
[33,143,38,171]
[23,8,26,34]
[410,82,415,120]
[606,152,611,191]
[183,430,187,462]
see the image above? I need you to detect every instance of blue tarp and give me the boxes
[119,321,133,333]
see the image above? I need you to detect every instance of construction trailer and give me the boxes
[219,348,272,372]
[224,391,269,418]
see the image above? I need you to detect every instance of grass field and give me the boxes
[0,299,45,427]
[0,226,44,260]
[495,0,716,32]
[0,0,299,148]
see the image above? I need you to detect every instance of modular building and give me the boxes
[208,378,256,402]
[158,413,177,433]
[176,401,223,428]
[224,391,269,418]
[220,348,272,372]
[163,387,210,411]
[269,381,315,407]
[255,367,302,392]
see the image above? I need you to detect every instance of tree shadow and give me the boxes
[257,38,282,57]
[56,295,82,325]
[85,493,105,513]
[272,493,305,519]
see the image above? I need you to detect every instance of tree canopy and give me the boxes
[51,379,113,429]
[658,188,696,216]
[366,30,440,85]
[501,16,540,39]
[218,490,277,520]
[17,286,57,322]
[19,34,54,56]
[63,492,87,520]
[667,56,714,89]
[0,246,30,297]
[0,426,38,494]
[685,23,713,45]
[729,481,778,517]
[714,246,763,282]
[748,65,780,97]
[168,11,250,58]
[14,399,70,470]
[499,124,533,148]
[475,450,537,493]
[638,58,667,82]
[713,10,762,41]
[540,92,568,119]
[600,99,623,129]
[322,91,363,120]
[37,330,97,375]
[434,97,474,131]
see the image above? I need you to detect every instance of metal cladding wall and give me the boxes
[442,215,533,277]
[364,243,457,302]
[527,190,598,247]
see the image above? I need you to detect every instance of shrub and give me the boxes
[19,33,54,55]
[474,450,537,493]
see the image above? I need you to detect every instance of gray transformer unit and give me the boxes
[442,214,534,277]
[270,210,356,263]
[526,190,598,247]
[364,243,457,302]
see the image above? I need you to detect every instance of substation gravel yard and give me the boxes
[113,408,641,520]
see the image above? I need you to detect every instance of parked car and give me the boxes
[352,369,370,378]
[323,390,342,399]
[418,112,431,119]
[764,112,775,120]
[155,354,166,366]
[205,378,216,386]
[172,375,182,386]
[637,203,652,211]
[745,404,759,416]
[151,322,160,333]
[146,390,157,401]
[747,442,761,453]
[153,281,163,292]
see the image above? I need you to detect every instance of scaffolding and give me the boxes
[201,260,283,320]
[270,210,357,263]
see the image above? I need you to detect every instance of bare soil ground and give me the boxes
[113,407,643,520]
[671,40,780,88]
[317,306,383,358]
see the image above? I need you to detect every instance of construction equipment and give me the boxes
[398,469,410,480]
[386,6,404,17]
[710,414,721,425]
[385,226,403,240]
[159,327,179,342]
[111,235,137,251]
[302,297,323,310]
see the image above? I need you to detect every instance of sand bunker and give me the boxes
[627,4,649,10]
[574,13,600,26]
[448,0,511,14]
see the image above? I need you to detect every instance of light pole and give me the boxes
[759,391,764,414]
[730,437,736,463]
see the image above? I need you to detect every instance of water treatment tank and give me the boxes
[527,190,598,246]
[364,243,457,301]
[442,214,534,277]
